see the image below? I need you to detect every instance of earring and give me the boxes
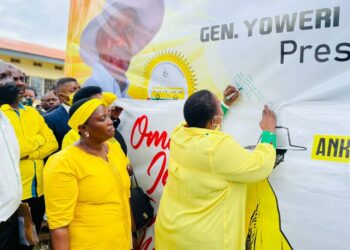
[84,132,90,138]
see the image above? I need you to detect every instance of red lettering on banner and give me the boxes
[146,151,168,195]
[136,220,156,250]
[162,168,168,186]
[131,115,170,150]
[129,115,172,248]
[137,236,153,250]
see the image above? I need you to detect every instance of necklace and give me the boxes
[80,141,109,161]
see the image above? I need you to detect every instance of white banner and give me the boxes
[118,100,183,249]
[117,99,350,250]
[66,0,350,249]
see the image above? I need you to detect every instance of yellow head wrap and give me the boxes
[68,92,117,132]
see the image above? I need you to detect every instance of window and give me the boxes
[33,62,42,67]
[10,58,20,63]
[44,79,55,94]
[24,76,30,85]
[29,77,43,99]
[54,65,63,70]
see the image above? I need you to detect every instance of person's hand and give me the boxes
[223,85,240,106]
[259,105,276,133]
[109,106,124,121]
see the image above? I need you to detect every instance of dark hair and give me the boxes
[55,77,77,92]
[73,86,102,104]
[69,97,91,118]
[183,90,218,128]
[26,86,37,98]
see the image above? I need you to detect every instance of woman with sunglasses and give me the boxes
[44,94,132,250]
[155,87,277,250]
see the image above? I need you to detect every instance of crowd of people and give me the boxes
[0,58,277,250]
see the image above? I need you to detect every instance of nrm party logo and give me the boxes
[144,51,197,100]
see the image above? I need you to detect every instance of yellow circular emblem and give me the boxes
[144,51,196,100]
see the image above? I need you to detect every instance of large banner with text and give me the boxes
[66,0,350,249]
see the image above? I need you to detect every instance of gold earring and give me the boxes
[84,132,90,138]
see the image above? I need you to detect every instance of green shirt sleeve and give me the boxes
[221,101,229,116]
[261,131,277,148]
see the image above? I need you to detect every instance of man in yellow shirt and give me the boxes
[0,62,58,244]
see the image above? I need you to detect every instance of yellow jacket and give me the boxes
[44,142,131,250]
[1,104,58,200]
[155,123,276,250]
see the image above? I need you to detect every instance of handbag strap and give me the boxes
[132,171,139,188]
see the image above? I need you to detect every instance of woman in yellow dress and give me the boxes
[155,88,277,250]
[44,94,132,250]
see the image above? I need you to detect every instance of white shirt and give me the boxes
[0,110,21,222]
[62,103,70,114]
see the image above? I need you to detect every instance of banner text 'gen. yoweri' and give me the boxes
[200,7,349,64]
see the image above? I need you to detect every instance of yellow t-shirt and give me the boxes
[44,142,131,250]
[155,123,276,250]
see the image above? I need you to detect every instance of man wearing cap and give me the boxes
[80,0,165,98]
